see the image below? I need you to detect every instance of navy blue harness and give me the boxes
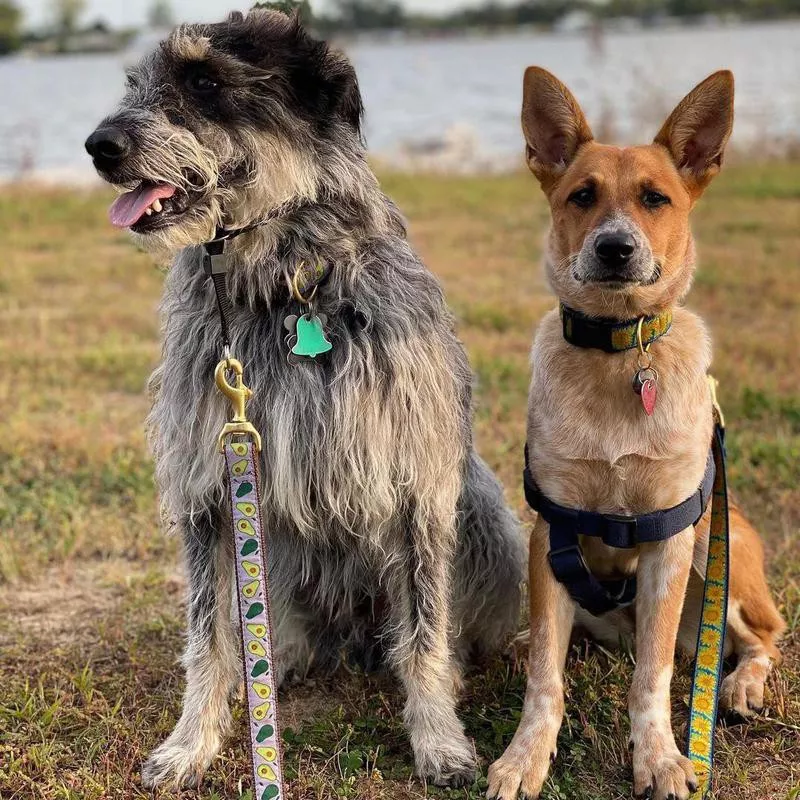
[524,448,716,616]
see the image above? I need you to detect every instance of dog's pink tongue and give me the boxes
[109,182,176,228]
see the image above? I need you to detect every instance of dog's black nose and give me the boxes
[595,233,636,269]
[85,126,131,169]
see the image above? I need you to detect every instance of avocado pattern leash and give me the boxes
[202,225,334,799]
[687,378,730,798]
[215,360,285,800]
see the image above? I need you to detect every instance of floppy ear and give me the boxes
[324,51,364,134]
[654,70,734,191]
[521,66,594,188]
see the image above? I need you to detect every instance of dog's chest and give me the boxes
[528,309,714,514]
[150,255,469,535]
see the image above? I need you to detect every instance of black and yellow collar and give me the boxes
[560,304,673,353]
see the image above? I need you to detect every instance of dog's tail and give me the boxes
[453,450,526,661]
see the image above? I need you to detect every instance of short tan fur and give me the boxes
[487,68,785,800]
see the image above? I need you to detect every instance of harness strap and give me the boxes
[525,450,715,549]
[548,541,638,617]
[524,449,715,616]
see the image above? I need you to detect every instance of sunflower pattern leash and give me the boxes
[686,379,730,798]
[216,360,285,800]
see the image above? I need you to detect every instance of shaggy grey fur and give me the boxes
[86,8,524,791]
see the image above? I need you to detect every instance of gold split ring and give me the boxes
[291,263,318,305]
[636,317,654,369]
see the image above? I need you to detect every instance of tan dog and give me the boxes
[487,69,785,800]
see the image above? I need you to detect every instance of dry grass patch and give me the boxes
[0,164,798,799]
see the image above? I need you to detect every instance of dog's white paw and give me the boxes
[631,738,697,800]
[412,728,477,788]
[140,729,222,790]
[486,742,554,800]
[720,659,768,719]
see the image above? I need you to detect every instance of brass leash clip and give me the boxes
[215,358,263,453]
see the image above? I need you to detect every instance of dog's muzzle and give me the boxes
[577,224,658,287]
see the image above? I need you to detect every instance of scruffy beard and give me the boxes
[107,115,321,261]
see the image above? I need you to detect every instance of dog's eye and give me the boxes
[568,187,596,209]
[642,190,670,209]
[187,73,219,95]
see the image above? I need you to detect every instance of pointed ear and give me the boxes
[654,70,734,191]
[521,67,594,188]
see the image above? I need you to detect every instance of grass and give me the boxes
[0,162,798,800]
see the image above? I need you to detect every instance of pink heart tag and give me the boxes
[641,379,658,416]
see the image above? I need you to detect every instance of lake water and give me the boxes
[0,20,798,180]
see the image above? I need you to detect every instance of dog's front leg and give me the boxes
[630,530,698,800]
[387,506,477,789]
[487,516,574,800]
[142,508,240,790]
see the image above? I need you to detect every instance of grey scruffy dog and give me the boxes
[85,7,523,792]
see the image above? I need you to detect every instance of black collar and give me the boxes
[560,304,673,353]
[204,196,311,251]
[201,199,333,350]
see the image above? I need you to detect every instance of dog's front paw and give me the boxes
[720,659,768,720]
[486,743,554,800]
[631,738,697,800]
[140,731,221,790]
[413,730,477,788]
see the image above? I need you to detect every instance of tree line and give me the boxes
[0,0,173,55]
[316,0,800,31]
[2,0,799,57]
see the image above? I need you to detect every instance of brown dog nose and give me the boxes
[595,233,636,269]
[85,126,131,170]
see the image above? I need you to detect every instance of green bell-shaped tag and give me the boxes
[292,314,332,358]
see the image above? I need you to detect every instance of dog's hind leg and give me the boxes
[453,450,525,662]
[679,506,785,720]
[386,493,478,788]
[142,508,240,790]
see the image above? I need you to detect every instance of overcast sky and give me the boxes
[17,0,487,29]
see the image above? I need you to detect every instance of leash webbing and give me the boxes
[203,212,295,798]
[226,441,285,800]
[686,420,730,798]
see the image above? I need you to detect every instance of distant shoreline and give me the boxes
[5,14,799,59]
